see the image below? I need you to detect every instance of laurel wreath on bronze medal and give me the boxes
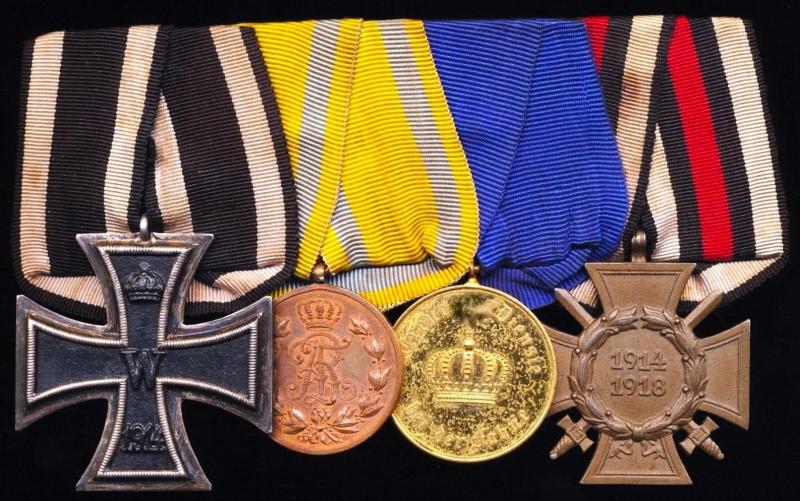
[274,318,391,445]
[568,305,708,446]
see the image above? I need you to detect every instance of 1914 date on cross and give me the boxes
[15,230,273,491]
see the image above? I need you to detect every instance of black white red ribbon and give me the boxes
[572,16,788,310]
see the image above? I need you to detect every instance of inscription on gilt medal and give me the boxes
[547,260,750,484]
[393,284,555,461]
[271,284,402,454]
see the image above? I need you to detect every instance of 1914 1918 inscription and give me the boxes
[546,256,750,485]
[607,349,668,398]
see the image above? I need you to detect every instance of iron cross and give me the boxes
[15,230,272,491]
[546,256,750,484]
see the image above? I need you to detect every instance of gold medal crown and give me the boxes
[297,298,343,330]
[426,327,510,407]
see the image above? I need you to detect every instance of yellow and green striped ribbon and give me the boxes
[244,19,479,309]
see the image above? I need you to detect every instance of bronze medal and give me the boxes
[270,266,402,454]
[547,231,750,484]
[392,268,556,462]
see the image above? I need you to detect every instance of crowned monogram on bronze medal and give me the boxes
[15,224,273,491]
[270,265,403,454]
[9,13,789,494]
[547,232,750,484]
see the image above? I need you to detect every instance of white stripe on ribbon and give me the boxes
[294,20,343,249]
[152,95,193,233]
[712,17,783,258]
[20,31,64,279]
[211,26,287,269]
[648,124,682,260]
[379,20,461,268]
[616,16,664,214]
[103,25,159,233]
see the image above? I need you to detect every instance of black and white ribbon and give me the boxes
[13,25,297,320]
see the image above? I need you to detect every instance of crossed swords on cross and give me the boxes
[15,229,750,488]
[543,261,749,484]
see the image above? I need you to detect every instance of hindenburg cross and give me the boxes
[546,262,749,485]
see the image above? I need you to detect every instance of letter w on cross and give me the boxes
[120,349,165,390]
[15,232,273,491]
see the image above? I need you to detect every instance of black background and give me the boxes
[1,0,798,499]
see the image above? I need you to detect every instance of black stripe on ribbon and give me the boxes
[46,28,128,276]
[745,20,789,260]
[598,16,633,132]
[144,136,162,233]
[127,27,172,232]
[690,18,756,260]
[187,27,300,315]
[241,26,298,276]
[160,27,259,279]
[241,28,300,274]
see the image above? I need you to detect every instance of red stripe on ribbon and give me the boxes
[667,17,733,260]
[583,16,609,71]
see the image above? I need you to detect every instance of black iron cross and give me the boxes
[15,231,272,491]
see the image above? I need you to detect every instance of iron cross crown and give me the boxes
[15,229,273,491]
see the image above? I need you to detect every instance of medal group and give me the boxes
[11,16,787,490]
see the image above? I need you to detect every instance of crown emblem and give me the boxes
[426,327,510,407]
[122,262,165,303]
[297,298,343,330]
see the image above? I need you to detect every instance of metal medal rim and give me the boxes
[546,245,751,484]
[391,280,557,463]
[270,282,404,455]
[15,231,273,491]
[569,304,708,440]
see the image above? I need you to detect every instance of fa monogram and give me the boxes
[285,299,356,405]
[15,231,272,490]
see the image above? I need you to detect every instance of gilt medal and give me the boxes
[392,271,556,461]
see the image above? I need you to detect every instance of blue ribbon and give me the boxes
[425,19,628,308]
